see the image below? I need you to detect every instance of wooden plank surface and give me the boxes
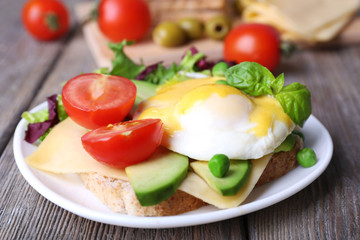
[1,0,360,239]
[0,0,76,153]
[247,47,360,239]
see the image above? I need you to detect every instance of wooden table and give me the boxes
[1,0,360,239]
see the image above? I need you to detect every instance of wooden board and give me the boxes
[75,2,360,69]
[75,2,224,68]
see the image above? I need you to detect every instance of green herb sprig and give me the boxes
[225,62,311,127]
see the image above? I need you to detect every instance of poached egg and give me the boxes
[135,77,295,160]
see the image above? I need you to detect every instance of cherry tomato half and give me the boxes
[98,0,151,42]
[224,23,280,71]
[81,119,163,168]
[22,0,69,41]
[62,73,137,129]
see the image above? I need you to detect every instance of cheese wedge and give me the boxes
[178,155,271,208]
[25,118,128,180]
[240,0,360,43]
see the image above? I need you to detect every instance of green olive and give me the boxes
[205,15,231,40]
[152,21,187,47]
[212,62,229,77]
[177,18,204,40]
[297,148,317,168]
[208,154,230,178]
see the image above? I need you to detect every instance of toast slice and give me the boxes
[80,136,303,216]
[80,173,206,216]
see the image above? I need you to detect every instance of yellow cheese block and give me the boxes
[179,154,271,208]
[240,0,360,42]
[25,118,128,180]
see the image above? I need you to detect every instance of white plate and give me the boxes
[13,102,333,229]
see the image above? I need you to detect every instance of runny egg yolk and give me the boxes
[135,77,295,160]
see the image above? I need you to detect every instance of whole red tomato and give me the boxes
[224,23,280,71]
[22,0,69,41]
[98,0,151,42]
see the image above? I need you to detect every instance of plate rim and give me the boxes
[13,102,333,228]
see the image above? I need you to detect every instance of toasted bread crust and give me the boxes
[80,137,302,216]
[256,136,303,186]
[79,173,206,216]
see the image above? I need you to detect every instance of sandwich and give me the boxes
[22,43,314,217]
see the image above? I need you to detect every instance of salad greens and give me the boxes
[23,94,68,143]
[225,62,311,127]
[108,41,146,79]
[96,40,212,85]
[22,109,48,124]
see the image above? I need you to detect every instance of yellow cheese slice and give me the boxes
[178,154,271,208]
[25,117,271,209]
[25,118,128,180]
[240,0,360,42]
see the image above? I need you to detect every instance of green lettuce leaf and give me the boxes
[179,51,205,72]
[108,40,146,79]
[21,109,49,124]
[93,67,109,74]
[22,94,68,143]
[57,94,68,121]
[144,63,181,85]
[22,94,68,123]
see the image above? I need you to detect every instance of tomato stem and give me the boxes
[90,0,100,20]
[45,13,60,31]
[280,41,298,58]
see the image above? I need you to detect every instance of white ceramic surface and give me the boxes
[13,102,333,228]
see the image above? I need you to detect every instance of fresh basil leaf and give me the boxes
[225,62,277,96]
[108,40,146,79]
[272,73,284,94]
[275,82,311,127]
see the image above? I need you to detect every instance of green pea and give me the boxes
[215,80,228,85]
[292,130,304,141]
[297,148,317,168]
[208,154,230,178]
[212,62,229,77]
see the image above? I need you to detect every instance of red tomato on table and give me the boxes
[81,119,163,168]
[224,23,281,71]
[62,73,137,129]
[22,0,69,41]
[97,0,151,42]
